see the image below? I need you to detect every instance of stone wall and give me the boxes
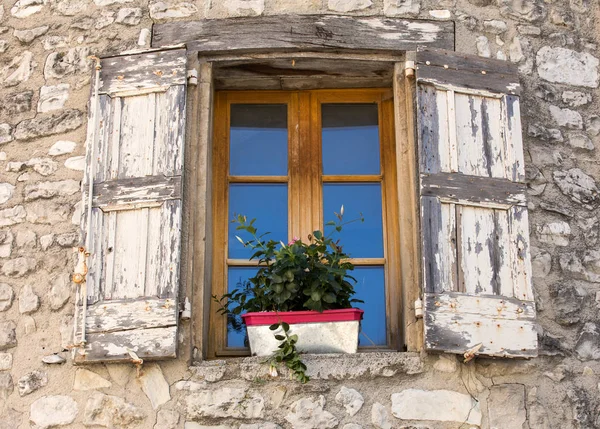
[0,0,599,428]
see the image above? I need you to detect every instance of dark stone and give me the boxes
[548,283,586,326]
[567,388,599,429]
[499,0,547,22]
[535,83,558,102]
[538,331,569,357]
[14,109,83,141]
[0,91,33,116]
[575,322,600,361]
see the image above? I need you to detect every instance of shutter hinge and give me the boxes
[187,69,198,86]
[180,297,191,320]
[405,61,415,79]
[414,298,423,318]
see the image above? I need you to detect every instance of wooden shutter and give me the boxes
[73,48,187,363]
[416,48,537,358]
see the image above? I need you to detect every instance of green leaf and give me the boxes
[269,323,280,331]
[312,230,323,240]
[322,293,336,303]
[274,335,285,341]
[281,322,290,332]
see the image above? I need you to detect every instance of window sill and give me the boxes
[191,351,423,382]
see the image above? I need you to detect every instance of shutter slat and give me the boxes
[74,48,187,363]
[417,47,537,358]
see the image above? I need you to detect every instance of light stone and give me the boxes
[18,370,47,396]
[21,314,35,335]
[562,91,591,107]
[116,7,142,25]
[537,222,571,246]
[587,116,600,136]
[391,389,482,426]
[553,168,598,209]
[49,273,71,310]
[74,368,112,391]
[2,51,33,86]
[371,402,391,429]
[0,41,6,53]
[19,284,39,314]
[59,316,73,349]
[138,28,151,46]
[531,248,551,277]
[149,2,198,19]
[0,352,11,370]
[483,19,508,33]
[38,84,70,113]
[94,0,132,5]
[0,152,5,160]
[28,158,59,176]
[568,133,594,150]
[56,232,79,247]
[335,386,364,416]
[0,230,12,258]
[343,425,363,429]
[83,393,146,427]
[24,179,80,201]
[285,396,338,429]
[537,46,599,88]
[488,384,527,429]
[65,155,85,171]
[30,396,78,429]
[72,201,82,225]
[0,205,26,227]
[11,0,44,18]
[384,0,420,16]
[575,322,600,360]
[185,424,232,429]
[42,354,66,364]
[138,363,170,409]
[2,257,37,277]
[223,0,264,16]
[239,424,282,429]
[186,387,264,419]
[26,202,71,224]
[0,321,16,350]
[476,35,491,58]
[106,364,133,387]
[49,140,77,156]
[44,47,90,79]
[328,0,371,12]
[433,354,458,372]
[43,36,68,50]
[549,105,583,129]
[0,183,15,204]
[0,124,13,145]
[14,25,48,43]
[95,11,116,29]
[0,372,13,399]
[40,234,54,250]
[429,9,451,18]
[155,409,180,429]
[15,230,35,247]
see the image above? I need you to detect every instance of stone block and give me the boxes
[14,25,48,43]
[384,0,420,16]
[391,389,481,426]
[48,140,77,156]
[14,109,84,141]
[0,321,16,350]
[18,284,39,314]
[553,168,598,209]
[2,257,37,277]
[537,221,571,246]
[0,90,33,115]
[83,393,146,427]
[65,155,85,171]
[328,0,372,12]
[285,396,338,429]
[537,46,599,88]
[44,47,90,79]
[30,396,78,429]
[149,2,198,19]
[116,7,142,25]
[186,387,264,419]
[26,202,71,224]
[155,409,179,429]
[49,273,71,310]
[0,352,12,370]
[0,230,13,258]
[488,384,526,429]
[575,322,600,360]
[2,51,33,87]
[0,123,13,145]
[18,369,47,396]
[38,84,70,113]
[139,363,170,409]
[11,0,44,17]
[74,368,112,391]
[335,386,364,416]
[372,402,391,429]
[0,372,14,399]
[549,105,583,129]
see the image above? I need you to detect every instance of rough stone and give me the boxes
[15,109,84,141]
[285,396,338,429]
[14,25,48,43]
[49,273,71,310]
[223,0,264,16]
[138,363,170,410]
[24,179,80,201]
[0,283,14,311]
[42,354,66,364]
[483,19,507,33]
[476,35,491,57]
[0,183,12,205]
[2,51,33,87]
[56,232,79,247]
[0,372,14,399]
[59,316,73,349]
[40,234,54,250]
[0,206,26,227]
[74,368,112,391]
[30,396,78,429]
[429,9,451,19]
[11,0,44,17]
[391,389,482,426]
[19,284,39,314]
[0,124,13,145]
[0,230,12,258]
[27,202,71,224]
[65,155,85,171]
[0,352,12,370]
[84,393,146,427]
[531,248,551,277]
[38,84,70,113]
[549,105,583,129]
[575,322,600,360]
[1,90,33,116]
[372,402,391,429]
[553,168,598,209]
[587,115,600,136]
[0,321,15,350]
[568,133,594,150]
[155,409,180,429]
[342,425,362,429]
[21,315,36,335]
[149,2,198,19]
[43,36,68,51]
[0,408,22,429]
[537,46,599,88]
[488,384,527,429]
[537,221,571,246]
[44,47,90,79]
[383,0,420,16]
[562,91,591,107]
[185,425,232,429]
[433,354,458,372]
[138,28,151,46]
[15,230,35,248]
[499,0,546,22]
[328,0,371,12]
[48,140,77,156]
[95,11,116,29]
[239,424,281,429]
[187,387,264,419]
[116,7,142,25]
[18,370,47,396]
[2,257,37,277]
[335,386,364,416]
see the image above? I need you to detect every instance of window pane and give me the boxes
[230,104,288,176]
[227,267,258,348]
[228,184,288,259]
[323,183,383,258]
[352,266,387,346]
[322,103,380,175]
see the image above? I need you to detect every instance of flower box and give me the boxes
[242,308,364,357]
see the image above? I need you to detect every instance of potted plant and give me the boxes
[213,208,364,383]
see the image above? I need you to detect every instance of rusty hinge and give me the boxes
[405,60,415,79]
[414,298,423,318]
[187,69,198,86]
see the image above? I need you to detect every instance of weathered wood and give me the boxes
[74,326,177,363]
[153,16,455,53]
[416,48,521,95]
[99,48,186,96]
[509,206,534,301]
[424,292,537,358]
[420,173,527,207]
[92,175,182,210]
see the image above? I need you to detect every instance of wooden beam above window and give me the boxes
[151,15,455,54]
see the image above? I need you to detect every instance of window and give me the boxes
[208,89,401,357]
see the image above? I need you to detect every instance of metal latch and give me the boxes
[414,298,423,318]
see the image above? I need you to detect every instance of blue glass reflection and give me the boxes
[230,104,288,176]
[323,183,383,258]
[322,104,380,175]
[352,266,387,346]
[228,184,288,259]
[227,267,258,347]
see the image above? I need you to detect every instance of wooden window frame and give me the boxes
[184,55,422,362]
